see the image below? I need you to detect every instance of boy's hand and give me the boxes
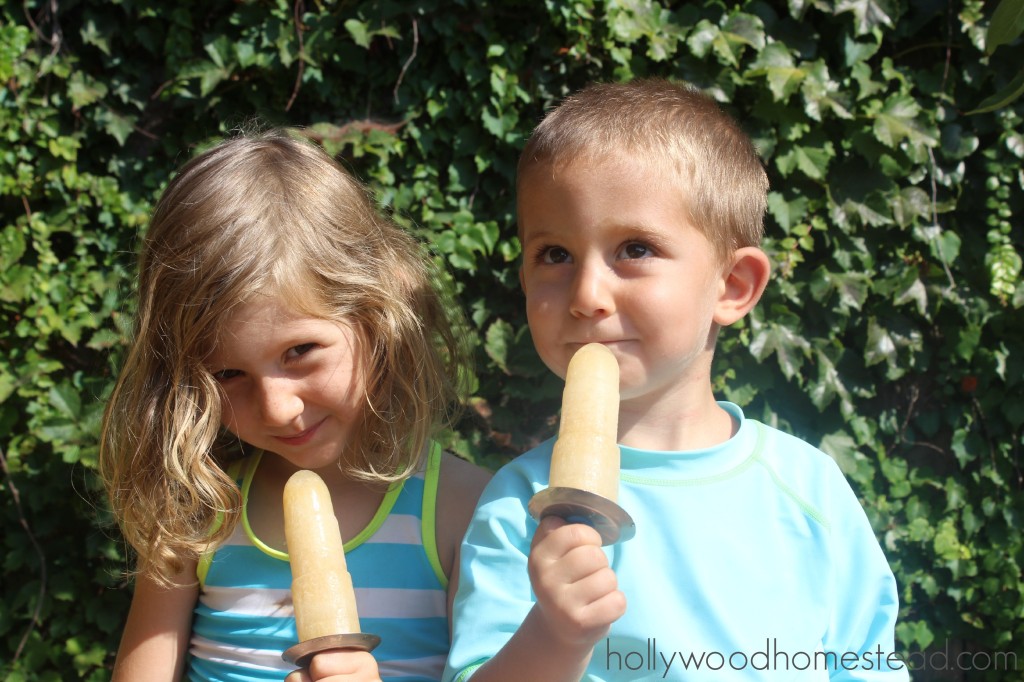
[527,516,626,648]
[284,650,382,682]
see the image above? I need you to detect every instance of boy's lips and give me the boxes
[568,339,629,351]
[273,419,325,446]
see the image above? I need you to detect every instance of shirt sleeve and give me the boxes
[821,459,909,681]
[442,457,542,682]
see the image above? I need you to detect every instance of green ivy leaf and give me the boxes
[485,319,514,373]
[932,228,962,264]
[749,310,811,379]
[608,0,686,61]
[864,316,897,368]
[820,430,874,484]
[808,267,870,312]
[985,0,1024,54]
[986,242,1023,301]
[0,24,31,82]
[891,187,932,228]
[48,136,81,162]
[766,192,808,232]
[801,61,853,120]
[721,12,766,52]
[835,0,896,35]
[873,96,938,150]
[746,43,804,102]
[97,110,136,147]
[67,72,109,110]
[965,67,1024,114]
[48,383,81,420]
[934,518,971,561]
[893,276,928,316]
[686,19,718,59]
[685,13,763,67]
[775,141,835,180]
[809,348,853,415]
[850,62,885,99]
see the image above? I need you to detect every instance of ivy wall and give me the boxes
[1,1,1022,679]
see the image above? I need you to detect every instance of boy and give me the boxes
[443,80,906,681]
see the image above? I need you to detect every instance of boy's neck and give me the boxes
[617,390,737,452]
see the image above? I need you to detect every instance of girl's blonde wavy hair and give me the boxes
[99,129,469,584]
[517,78,768,263]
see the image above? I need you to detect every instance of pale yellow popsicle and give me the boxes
[548,343,621,501]
[283,470,361,642]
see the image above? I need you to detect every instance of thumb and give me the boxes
[531,514,569,549]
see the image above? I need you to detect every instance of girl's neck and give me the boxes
[246,451,388,552]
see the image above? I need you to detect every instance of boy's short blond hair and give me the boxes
[517,79,768,261]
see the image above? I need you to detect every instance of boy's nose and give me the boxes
[569,262,615,318]
[255,376,303,427]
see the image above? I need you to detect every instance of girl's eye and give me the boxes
[539,246,571,264]
[287,343,317,359]
[213,368,243,382]
[620,242,652,259]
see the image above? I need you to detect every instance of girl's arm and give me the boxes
[111,560,199,682]
[435,452,492,622]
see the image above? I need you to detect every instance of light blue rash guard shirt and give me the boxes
[445,403,907,681]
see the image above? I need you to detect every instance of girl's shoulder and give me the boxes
[436,451,492,516]
[433,451,492,578]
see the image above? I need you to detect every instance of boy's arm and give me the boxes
[822,462,908,681]
[467,517,625,682]
[444,452,625,682]
[111,562,199,682]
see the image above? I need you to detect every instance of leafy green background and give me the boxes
[1,0,1022,679]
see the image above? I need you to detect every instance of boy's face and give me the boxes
[518,154,729,411]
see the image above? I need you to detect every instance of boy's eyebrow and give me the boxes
[522,222,674,244]
[519,227,560,243]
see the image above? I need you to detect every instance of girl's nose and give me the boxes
[569,261,615,319]
[255,376,303,427]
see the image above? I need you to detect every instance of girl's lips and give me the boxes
[273,420,324,446]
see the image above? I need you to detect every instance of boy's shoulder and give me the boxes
[479,438,556,503]
[747,417,871,529]
[749,418,847,482]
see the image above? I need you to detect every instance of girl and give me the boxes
[99,130,491,682]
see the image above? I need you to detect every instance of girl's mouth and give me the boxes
[273,419,324,446]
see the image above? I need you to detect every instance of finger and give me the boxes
[531,515,567,549]
[574,587,628,633]
[533,515,603,555]
[308,649,379,678]
[284,669,311,682]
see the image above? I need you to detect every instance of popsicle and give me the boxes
[283,469,361,642]
[548,343,621,501]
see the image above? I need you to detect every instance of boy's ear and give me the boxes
[714,247,771,326]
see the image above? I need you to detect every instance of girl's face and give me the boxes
[205,294,365,470]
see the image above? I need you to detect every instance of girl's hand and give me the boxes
[284,649,382,682]
[527,516,627,649]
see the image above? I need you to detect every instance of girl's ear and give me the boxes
[714,246,771,326]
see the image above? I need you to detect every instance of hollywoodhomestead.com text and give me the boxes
[604,638,1019,676]
[600,638,1012,676]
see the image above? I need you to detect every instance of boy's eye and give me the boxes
[620,242,652,259]
[539,246,571,264]
[213,368,243,382]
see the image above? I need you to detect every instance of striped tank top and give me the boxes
[186,443,449,681]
